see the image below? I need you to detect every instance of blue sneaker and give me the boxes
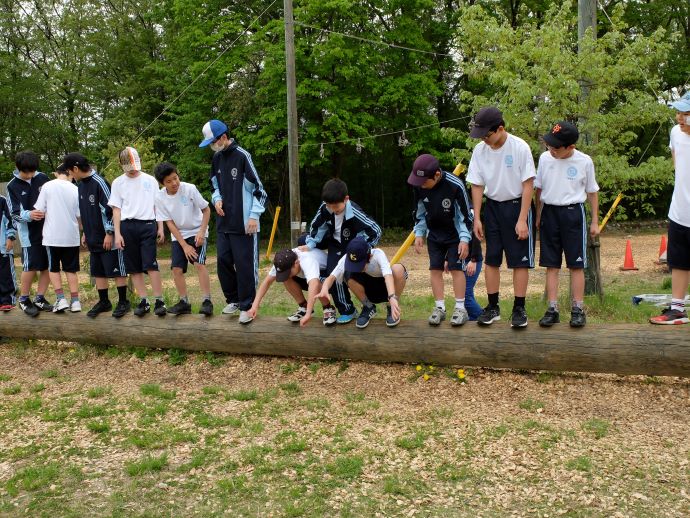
[336,312,356,325]
[355,304,376,329]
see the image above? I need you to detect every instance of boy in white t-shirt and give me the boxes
[650,92,690,325]
[154,162,213,316]
[33,164,82,313]
[248,247,336,326]
[535,121,599,328]
[108,147,166,317]
[315,236,407,329]
[467,106,536,328]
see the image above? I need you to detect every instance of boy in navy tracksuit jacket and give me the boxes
[6,151,53,316]
[300,178,382,323]
[63,153,130,318]
[0,195,17,310]
[408,154,474,327]
[200,119,267,324]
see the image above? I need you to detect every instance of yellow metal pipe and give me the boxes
[390,163,466,265]
[265,206,282,259]
[599,192,623,233]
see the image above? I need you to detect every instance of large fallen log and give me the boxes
[1,312,688,376]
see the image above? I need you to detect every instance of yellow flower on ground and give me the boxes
[457,369,465,378]
[429,366,434,371]
[416,365,422,372]
[423,374,430,381]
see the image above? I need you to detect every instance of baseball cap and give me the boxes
[469,106,503,138]
[273,249,298,282]
[62,152,90,170]
[119,147,141,173]
[344,237,371,272]
[670,92,690,112]
[199,119,228,148]
[407,154,440,187]
[543,121,579,148]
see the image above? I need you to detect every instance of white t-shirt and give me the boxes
[333,212,345,243]
[34,179,80,247]
[268,248,327,282]
[330,248,392,283]
[535,150,599,205]
[108,172,158,221]
[669,125,690,227]
[467,133,536,201]
[155,183,209,241]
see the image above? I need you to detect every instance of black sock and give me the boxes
[117,286,127,304]
[298,300,307,308]
[488,292,499,307]
[514,296,526,308]
[98,288,109,303]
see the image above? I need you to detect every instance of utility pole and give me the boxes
[578,0,602,298]
[284,0,301,246]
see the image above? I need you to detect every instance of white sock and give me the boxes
[549,301,558,311]
[454,298,465,310]
[435,300,445,311]
[671,299,685,312]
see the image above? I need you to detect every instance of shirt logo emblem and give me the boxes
[505,155,514,167]
[231,168,238,179]
[181,195,189,206]
[567,166,578,178]
[89,194,95,203]
[416,170,425,177]
[441,198,451,209]
[21,191,27,196]
[342,228,351,238]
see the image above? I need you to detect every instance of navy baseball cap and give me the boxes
[543,121,579,148]
[407,154,440,187]
[199,119,228,148]
[344,237,371,272]
[273,249,297,282]
[671,92,690,112]
[469,107,503,138]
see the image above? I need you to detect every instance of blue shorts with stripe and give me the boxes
[538,203,587,269]
[171,237,208,273]
[90,249,126,278]
[22,245,49,272]
[484,198,535,269]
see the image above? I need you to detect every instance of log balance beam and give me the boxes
[1,312,688,377]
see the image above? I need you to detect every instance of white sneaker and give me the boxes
[70,300,82,313]
[53,298,69,313]
[238,310,253,325]
[222,303,240,315]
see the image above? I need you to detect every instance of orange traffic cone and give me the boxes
[620,239,638,271]
[656,235,667,264]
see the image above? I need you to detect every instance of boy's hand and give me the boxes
[29,210,44,221]
[458,241,469,260]
[515,219,529,240]
[115,234,125,249]
[157,228,165,244]
[299,312,312,327]
[414,237,424,254]
[316,288,328,300]
[246,306,258,320]
[194,231,206,248]
[214,200,225,216]
[245,218,258,234]
[389,296,401,321]
[182,242,199,262]
[5,239,12,253]
[466,260,476,276]
[297,245,310,252]
[81,233,87,248]
[590,221,600,238]
[473,219,484,240]
[103,233,112,251]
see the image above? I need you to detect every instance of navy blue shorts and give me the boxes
[22,245,49,272]
[484,198,535,269]
[120,219,159,274]
[0,253,17,305]
[171,237,208,273]
[47,246,80,273]
[668,219,690,270]
[90,249,126,278]
[539,203,588,269]
[428,239,466,271]
[345,272,389,304]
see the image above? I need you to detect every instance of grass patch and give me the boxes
[0,373,11,381]
[40,369,59,379]
[87,386,111,398]
[29,383,46,393]
[582,418,611,439]
[75,403,108,419]
[5,462,60,496]
[125,453,169,476]
[128,426,198,449]
[227,389,258,401]
[202,385,224,396]
[167,348,187,366]
[2,385,21,395]
[326,455,364,480]
[566,455,593,472]
[395,431,427,450]
[279,382,302,397]
[140,383,176,400]
[519,398,545,412]
[87,420,111,434]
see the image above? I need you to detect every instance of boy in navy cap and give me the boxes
[535,121,600,328]
[467,106,536,328]
[315,236,406,328]
[408,154,473,326]
[200,119,267,324]
[650,92,690,325]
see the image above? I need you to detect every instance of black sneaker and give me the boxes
[87,300,113,318]
[199,299,214,316]
[355,304,376,329]
[154,299,167,317]
[511,306,528,328]
[34,297,53,312]
[133,299,150,317]
[570,306,586,328]
[385,304,400,327]
[287,306,310,322]
[477,305,500,326]
[538,308,560,327]
[19,298,39,317]
[167,299,191,315]
[112,300,131,318]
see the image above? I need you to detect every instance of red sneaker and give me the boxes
[650,307,689,325]
[0,304,14,311]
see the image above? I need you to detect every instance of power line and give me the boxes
[293,21,455,58]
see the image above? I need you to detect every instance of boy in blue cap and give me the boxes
[650,92,690,324]
[200,119,268,324]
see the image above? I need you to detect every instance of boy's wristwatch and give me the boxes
[388,294,398,301]
[106,230,114,235]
